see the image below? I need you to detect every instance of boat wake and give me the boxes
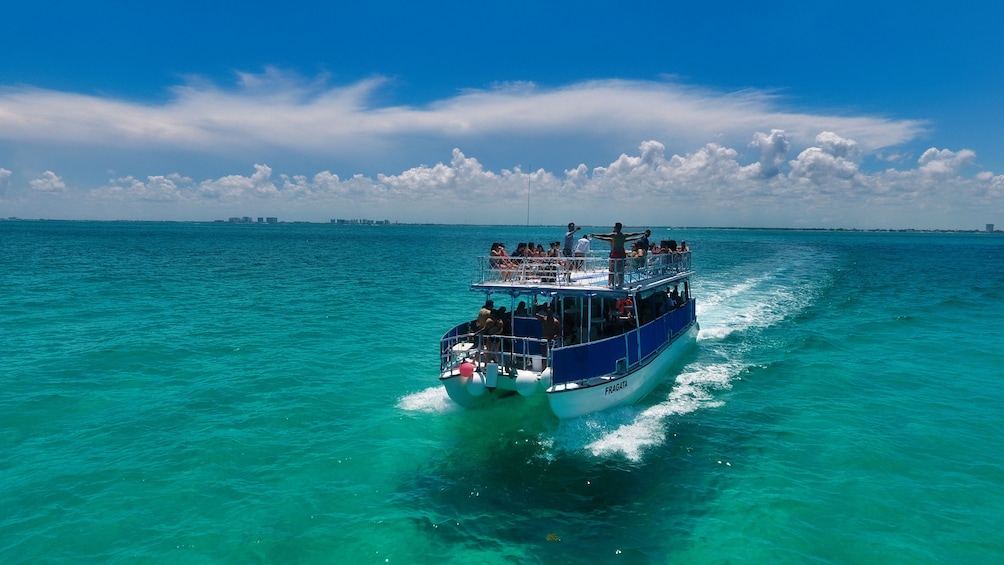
[397,386,457,414]
[552,246,835,461]
[551,360,738,462]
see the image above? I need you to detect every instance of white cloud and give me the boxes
[0,167,11,195]
[816,131,860,159]
[52,134,987,227]
[0,69,997,229]
[29,171,67,193]
[789,131,861,183]
[0,136,979,228]
[197,164,278,199]
[917,147,975,177]
[750,129,790,178]
[94,173,190,202]
[0,71,925,161]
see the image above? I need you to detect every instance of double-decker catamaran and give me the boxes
[438,236,698,419]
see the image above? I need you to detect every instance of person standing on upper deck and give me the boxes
[637,230,651,253]
[571,233,591,272]
[591,223,644,287]
[562,223,581,258]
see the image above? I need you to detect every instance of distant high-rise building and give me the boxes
[988,224,995,233]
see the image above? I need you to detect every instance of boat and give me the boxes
[438,238,698,419]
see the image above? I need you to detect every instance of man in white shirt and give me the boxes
[572,234,590,270]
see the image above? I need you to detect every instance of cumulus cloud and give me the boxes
[816,131,860,159]
[52,131,987,228]
[4,132,999,229]
[198,164,278,199]
[789,131,861,183]
[750,129,790,178]
[0,167,11,195]
[917,147,975,177]
[29,171,67,193]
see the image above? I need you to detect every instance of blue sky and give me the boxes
[1,0,1001,228]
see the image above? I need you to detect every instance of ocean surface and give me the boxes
[2,221,1002,564]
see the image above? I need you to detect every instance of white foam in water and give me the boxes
[697,272,799,341]
[578,361,738,461]
[397,386,457,414]
[559,249,832,461]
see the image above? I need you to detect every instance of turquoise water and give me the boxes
[2,221,1002,564]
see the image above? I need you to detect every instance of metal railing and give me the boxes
[440,325,551,375]
[477,251,691,287]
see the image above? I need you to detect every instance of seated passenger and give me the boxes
[489,242,503,268]
[514,301,529,317]
[547,241,561,257]
[670,286,682,307]
[535,307,562,343]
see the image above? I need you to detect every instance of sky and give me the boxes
[1,0,1001,229]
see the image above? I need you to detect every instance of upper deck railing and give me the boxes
[475,251,691,288]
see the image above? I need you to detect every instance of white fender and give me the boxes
[539,368,553,391]
[515,373,539,396]
[467,372,487,396]
[485,363,499,389]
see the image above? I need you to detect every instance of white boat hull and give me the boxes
[545,323,698,419]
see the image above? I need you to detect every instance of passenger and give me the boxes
[616,297,634,316]
[637,230,651,253]
[547,241,561,257]
[536,306,562,342]
[679,240,690,252]
[514,301,529,317]
[477,299,493,327]
[512,243,528,279]
[665,239,680,268]
[532,243,546,278]
[535,306,562,368]
[670,286,682,307]
[543,242,561,282]
[493,306,509,333]
[657,290,671,315]
[630,240,646,268]
[499,243,517,280]
[475,299,494,366]
[493,242,516,280]
[489,242,503,269]
[573,233,590,270]
[482,310,504,363]
[590,222,645,287]
[562,222,581,258]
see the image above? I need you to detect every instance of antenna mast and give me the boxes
[526,164,531,228]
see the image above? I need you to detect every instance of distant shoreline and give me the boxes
[2,217,999,234]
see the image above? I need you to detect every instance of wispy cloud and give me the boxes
[0,70,925,155]
[1,70,999,228]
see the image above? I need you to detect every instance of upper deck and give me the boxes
[472,251,692,297]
